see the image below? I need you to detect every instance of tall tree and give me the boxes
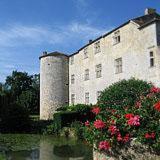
[5,71,33,99]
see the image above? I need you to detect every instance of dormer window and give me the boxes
[94,41,101,54]
[84,47,88,59]
[113,30,120,45]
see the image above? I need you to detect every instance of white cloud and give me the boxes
[0,22,111,48]
[0,22,113,82]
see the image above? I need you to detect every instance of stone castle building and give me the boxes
[40,8,160,120]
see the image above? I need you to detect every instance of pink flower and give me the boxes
[145,133,151,139]
[154,101,160,112]
[92,107,100,115]
[98,141,110,151]
[84,120,90,127]
[150,87,160,93]
[94,119,105,129]
[125,113,134,119]
[117,133,123,142]
[145,132,156,139]
[146,93,154,98]
[135,101,141,108]
[151,132,156,139]
[127,115,140,126]
[123,134,130,143]
[108,125,119,135]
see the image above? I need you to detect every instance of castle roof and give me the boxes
[70,11,160,57]
[39,51,69,59]
[132,12,160,28]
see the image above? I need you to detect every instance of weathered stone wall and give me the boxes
[40,55,69,120]
[69,21,160,104]
[93,140,160,160]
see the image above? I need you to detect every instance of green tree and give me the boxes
[5,70,33,99]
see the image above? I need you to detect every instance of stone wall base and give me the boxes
[93,140,160,160]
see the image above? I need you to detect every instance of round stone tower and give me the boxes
[39,51,69,120]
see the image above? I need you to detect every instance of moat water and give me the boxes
[0,134,92,160]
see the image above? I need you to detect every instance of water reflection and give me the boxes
[0,135,92,160]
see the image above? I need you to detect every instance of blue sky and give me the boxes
[0,0,160,82]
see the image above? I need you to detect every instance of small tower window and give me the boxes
[85,92,89,104]
[94,41,101,54]
[71,94,75,104]
[150,51,154,67]
[95,64,102,78]
[84,47,88,59]
[97,91,102,100]
[113,30,120,45]
[115,58,122,74]
[71,74,75,84]
[84,69,89,81]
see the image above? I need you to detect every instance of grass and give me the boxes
[0,154,6,160]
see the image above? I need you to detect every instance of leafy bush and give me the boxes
[30,120,52,134]
[0,154,6,160]
[98,78,152,109]
[53,104,94,134]
[56,104,92,113]
[71,121,84,139]
[0,103,31,133]
[83,79,160,154]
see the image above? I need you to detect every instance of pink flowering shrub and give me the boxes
[83,79,160,153]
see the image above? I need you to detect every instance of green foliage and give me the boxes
[5,71,33,98]
[57,104,92,113]
[98,78,152,109]
[0,103,31,133]
[52,104,93,135]
[71,121,84,139]
[29,118,52,134]
[0,71,39,133]
[83,79,160,152]
[53,111,79,131]
[0,154,6,160]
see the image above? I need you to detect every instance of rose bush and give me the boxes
[83,79,160,154]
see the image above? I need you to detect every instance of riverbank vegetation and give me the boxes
[0,71,39,133]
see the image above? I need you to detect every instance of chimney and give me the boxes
[89,39,92,43]
[145,8,156,15]
[43,51,47,55]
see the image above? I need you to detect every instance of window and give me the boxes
[115,58,122,74]
[84,69,89,81]
[85,92,89,104]
[97,91,102,100]
[113,30,120,45]
[95,64,102,78]
[71,94,75,104]
[71,74,75,84]
[84,47,88,59]
[94,41,101,53]
[150,51,154,67]
[70,56,74,65]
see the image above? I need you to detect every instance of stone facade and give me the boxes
[40,8,160,119]
[40,53,69,120]
[69,9,160,105]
